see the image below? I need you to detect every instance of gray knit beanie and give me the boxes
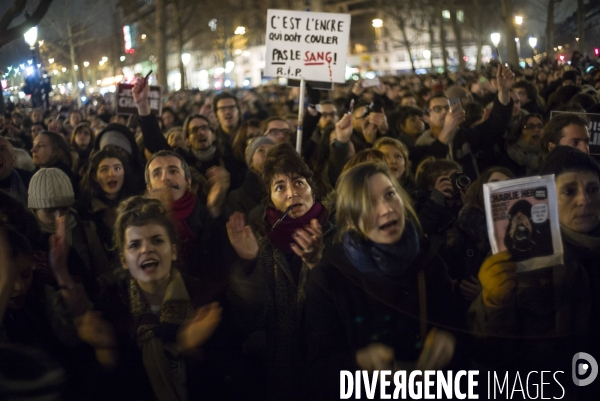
[28,168,75,209]
[99,131,132,154]
[245,136,275,167]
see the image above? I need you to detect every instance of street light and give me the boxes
[491,33,501,47]
[48,58,54,64]
[120,56,126,62]
[514,16,523,26]
[24,27,38,48]
[102,56,108,62]
[234,26,246,35]
[181,53,191,64]
[372,19,383,54]
[83,61,89,67]
[528,37,537,49]
[423,50,431,59]
[491,33,501,62]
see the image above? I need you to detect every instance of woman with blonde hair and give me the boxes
[304,162,460,399]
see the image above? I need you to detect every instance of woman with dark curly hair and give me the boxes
[227,143,334,399]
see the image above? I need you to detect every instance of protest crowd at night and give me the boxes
[2,0,600,399]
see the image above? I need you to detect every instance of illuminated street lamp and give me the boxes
[48,58,54,64]
[234,26,246,35]
[120,56,126,62]
[491,33,500,47]
[491,33,501,62]
[83,61,89,67]
[102,56,108,62]
[423,49,431,59]
[181,53,191,64]
[24,27,38,48]
[372,19,383,53]
[514,16,523,26]
[528,37,537,49]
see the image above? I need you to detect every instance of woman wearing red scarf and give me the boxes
[227,143,333,400]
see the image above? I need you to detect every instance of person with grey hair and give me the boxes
[144,150,231,281]
[0,136,33,204]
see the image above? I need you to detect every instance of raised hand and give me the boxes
[76,311,116,350]
[132,76,151,116]
[290,218,323,269]
[132,76,150,105]
[49,215,69,278]
[497,64,515,105]
[226,212,258,260]
[433,175,454,199]
[356,343,395,372]
[496,64,516,92]
[178,302,222,351]
[367,112,388,134]
[206,166,230,217]
[478,251,516,308]
[351,80,367,97]
[361,120,378,144]
[335,114,353,144]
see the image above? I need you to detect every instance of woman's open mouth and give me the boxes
[140,259,159,272]
[379,220,398,234]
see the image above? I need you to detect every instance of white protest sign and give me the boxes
[265,9,351,83]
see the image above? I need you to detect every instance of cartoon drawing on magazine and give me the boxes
[502,199,553,262]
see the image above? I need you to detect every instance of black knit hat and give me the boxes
[539,146,600,178]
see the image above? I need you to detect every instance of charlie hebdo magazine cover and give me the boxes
[483,175,563,272]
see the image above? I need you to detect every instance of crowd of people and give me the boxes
[1,55,600,400]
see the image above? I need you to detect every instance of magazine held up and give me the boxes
[483,175,563,272]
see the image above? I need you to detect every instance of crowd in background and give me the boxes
[1,53,600,400]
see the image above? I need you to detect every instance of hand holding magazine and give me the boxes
[483,175,563,272]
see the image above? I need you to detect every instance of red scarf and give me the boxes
[266,202,328,254]
[171,190,197,263]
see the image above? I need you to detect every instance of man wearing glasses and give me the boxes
[212,92,247,189]
[411,93,465,168]
[262,117,294,145]
[132,77,231,194]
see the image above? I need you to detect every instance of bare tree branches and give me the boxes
[0,0,55,49]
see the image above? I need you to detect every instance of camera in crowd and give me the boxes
[449,171,471,198]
